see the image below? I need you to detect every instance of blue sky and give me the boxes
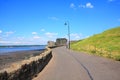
[0,0,120,45]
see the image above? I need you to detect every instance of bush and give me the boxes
[91,50,96,54]
[114,55,120,61]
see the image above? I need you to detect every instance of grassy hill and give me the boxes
[71,27,120,61]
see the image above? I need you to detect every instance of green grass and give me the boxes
[71,26,120,61]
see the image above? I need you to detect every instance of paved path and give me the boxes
[33,47,120,80]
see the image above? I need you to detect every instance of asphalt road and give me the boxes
[33,47,120,80]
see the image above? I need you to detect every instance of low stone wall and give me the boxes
[0,47,52,80]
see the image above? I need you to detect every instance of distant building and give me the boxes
[56,38,67,46]
[47,41,56,48]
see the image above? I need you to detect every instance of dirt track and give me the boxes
[33,47,120,80]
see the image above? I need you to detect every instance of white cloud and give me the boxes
[85,36,90,38]
[0,40,17,45]
[32,32,37,35]
[78,5,86,8]
[79,2,94,9]
[86,2,94,8]
[68,33,90,40]
[1,41,32,45]
[0,40,11,44]
[5,31,15,36]
[70,3,76,9]
[45,32,58,38]
[70,33,82,40]
[0,35,45,45]
[14,41,22,44]
[41,29,45,32]
[17,37,24,40]
[6,31,14,34]
[0,30,2,33]
[48,17,59,21]
[33,35,41,39]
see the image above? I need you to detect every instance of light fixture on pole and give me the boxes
[64,21,70,49]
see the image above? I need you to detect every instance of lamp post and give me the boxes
[64,21,70,49]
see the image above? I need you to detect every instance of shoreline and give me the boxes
[0,47,52,80]
[0,50,45,70]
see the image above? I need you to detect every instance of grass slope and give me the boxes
[71,27,120,61]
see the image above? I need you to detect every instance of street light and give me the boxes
[64,21,70,49]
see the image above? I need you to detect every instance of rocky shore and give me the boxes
[0,50,44,70]
[0,47,52,80]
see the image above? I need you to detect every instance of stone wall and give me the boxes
[0,47,52,80]
[47,41,56,48]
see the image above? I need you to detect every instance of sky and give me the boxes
[0,0,120,45]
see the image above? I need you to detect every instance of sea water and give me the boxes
[0,45,46,54]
